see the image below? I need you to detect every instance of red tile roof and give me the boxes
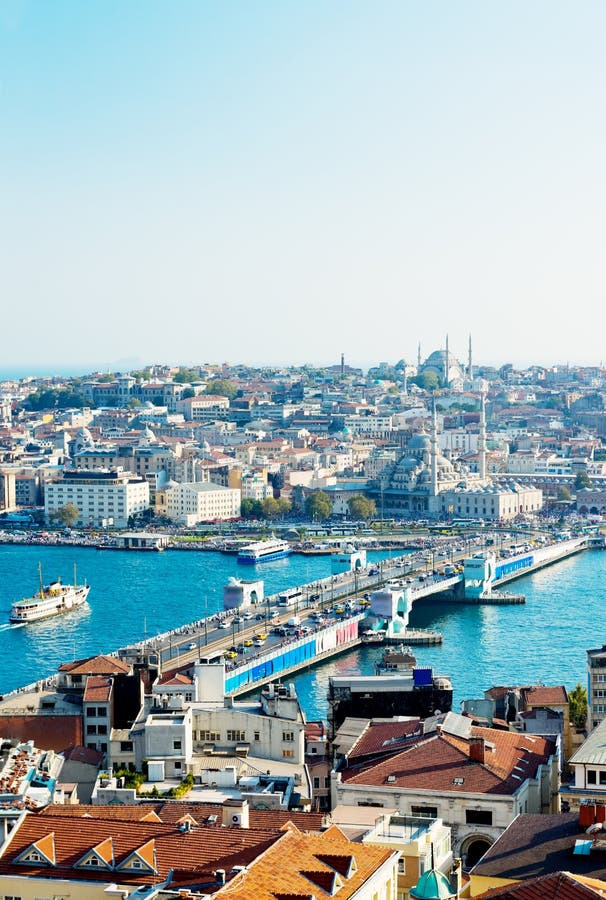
[477,871,606,899]
[83,676,112,702]
[341,725,555,795]
[0,813,281,885]
[59,654,131,676]
[348,720,422,762]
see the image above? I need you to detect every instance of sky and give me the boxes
[2,1,606,375]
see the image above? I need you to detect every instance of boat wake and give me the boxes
[0,622,26,631]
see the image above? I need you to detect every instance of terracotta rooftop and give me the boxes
[477,871,606,899]
[58,654,131,676]
[347,719,422,762]
[83,676,112,703]
[36,802,326,832]
[215,823,395,900]
[341,725,555,795]
[0,812,281,885]
[157,672,193,686]
[522,685,568,707]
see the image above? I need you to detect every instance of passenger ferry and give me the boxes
[9,564,90,624]
[237,538,292,564]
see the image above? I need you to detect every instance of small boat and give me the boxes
[375,644,417,674]
[237,538,292,564]
[9,563,90,624]
[360,629,386,644]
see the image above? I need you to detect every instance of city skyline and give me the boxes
[3,1,606,370]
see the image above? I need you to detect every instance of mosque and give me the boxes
[373,397,542,521]
[417,335,470,389]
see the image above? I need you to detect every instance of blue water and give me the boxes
[1,545,603,723]
[289,550,606,721]
[0,545,388,696]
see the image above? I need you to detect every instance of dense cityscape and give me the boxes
[0,347,605,898]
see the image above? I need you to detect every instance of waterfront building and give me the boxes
[373,397,543,520]
[0,469,17,513]
[44,468,150,528]
[331,712,559,867]
[160,479,240,524]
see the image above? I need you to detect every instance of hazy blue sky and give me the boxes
[2,1,605,374]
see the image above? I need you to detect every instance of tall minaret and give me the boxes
[417,342,422,369]
[431,395,439,499]
[468,334,473,381]
[403,366,408,394]
[444,334,450,385]
[479,392,487,481]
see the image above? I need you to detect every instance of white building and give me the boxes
[162,480,240,525]
[44,469,149,528]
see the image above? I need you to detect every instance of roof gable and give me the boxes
[116,838,157,874]
[14,832,56,867]
[75,838,114,871]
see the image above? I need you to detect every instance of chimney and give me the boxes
[469,737,486,764]
[215,870,226,885]
[222,798,249,829]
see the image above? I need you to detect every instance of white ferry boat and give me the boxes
[9,564,90,624]
[237,538,292,564]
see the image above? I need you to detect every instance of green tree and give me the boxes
[128,397,142,409]
[182,387,195,400]
[569,683,587,730]
[305,491,333,522]
[240,499,263,518]
[261,497,280,519]
[574,471,592,491]
[173,368,198,384]
[557,486,572,502]
[50,502,80,528]
[276,497,291,517]
[205,378,238,400]
[348,495,377,520]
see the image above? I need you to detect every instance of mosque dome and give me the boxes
[408,433,431,453]
[410,869,456,899]
[73,427,95,452]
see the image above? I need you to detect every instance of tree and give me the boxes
[173,368,198,384]
[569,683,587,730]
[574,471,592,492]
[182,387,195,400]
[261,497,280,519]
[240,499,263,518]
[305,491,333,522]
[276,497,291,517]
[50,503,80,528]
[348,495,377,520]
[128,397,142,409]
[557,486,572,502]
[205,378,238,400]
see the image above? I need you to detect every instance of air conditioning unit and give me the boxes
[231,813,243,826]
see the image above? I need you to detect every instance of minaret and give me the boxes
[417,342,422,369]
[340,353,345,376]
[431,395,439,499]
[479,392,487,481]
[444,334,450,385]
[403,366,408,394]
[468,334,473,381]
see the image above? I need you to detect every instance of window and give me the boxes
[97,724,107,735]
[174,761,182,770]
[324,776,330,788]
[465,809,493,826]
[173,740,182,750]
[282,731,295,742]
[120,741,133,752]
[313,777,320,789]
[185,692,193,702]
[200,730,220,742]
[600,771,606,786]
[254,731,260,742]
[86,725,97,735]
[97,706,108,717]
[411,805,438,819]
[588,770,597,784]
[282,749,295,759]
[227,730,246,742]
[398,858,406,874]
